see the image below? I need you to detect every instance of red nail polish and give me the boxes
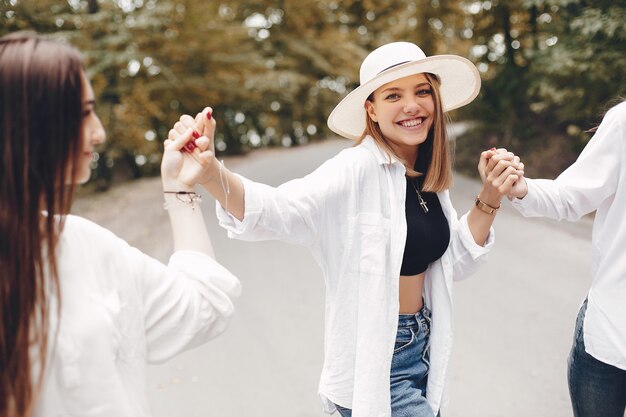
[490,147,496,151]
[183,140,197,152]
[206,111,212,120]
[192,130,200,139]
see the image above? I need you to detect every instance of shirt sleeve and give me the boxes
[452,216,495,280]
[439,191,495,281]
[136,249,241,363]
[511,103,624,220]
[216,154,349,248]
[67,216,241,364]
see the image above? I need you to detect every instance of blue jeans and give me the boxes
[334,307,437,417]
[568,299,626,417]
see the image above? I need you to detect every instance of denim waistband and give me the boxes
[397,305,431,328]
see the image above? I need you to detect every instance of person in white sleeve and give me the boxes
[484,100,626,417]
[0,31,241,417]
[170,41,523,417]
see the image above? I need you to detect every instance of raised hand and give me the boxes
[161,108,217,189]
[478,148,527,198]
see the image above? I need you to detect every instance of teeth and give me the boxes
[399,118,423,127]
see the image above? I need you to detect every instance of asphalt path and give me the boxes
[73,138,592,417]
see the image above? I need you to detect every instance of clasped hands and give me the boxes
[478,148,528,200]
[161,107,218,189]
[162,108,530,202]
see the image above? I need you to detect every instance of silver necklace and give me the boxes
[410,180,429,213]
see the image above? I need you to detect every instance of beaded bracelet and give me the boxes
[163,191,202,210]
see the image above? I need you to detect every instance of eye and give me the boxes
[384,93,400,100]
[82,106,94,118]
[416,88,432,97]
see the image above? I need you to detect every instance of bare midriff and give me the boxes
[399,273,425,314]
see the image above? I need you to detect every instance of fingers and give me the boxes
[194,136,211,151]
[488,163,526,195]
[196,149,215,165]
[170,114,203,153]
[167,128,197,153]
[486,156,507,178]
[478,148,496,168]
[480,146,528,197]
[500,173,520,194]
[173,115,195,133]
[482,147,522,194]
[168,114,194,139]
[477,149,494,182]
[200,107,215,138]
[166,127,194,152]
[165,109,216,153]
[171,115,196,151]
[485,150,524,179]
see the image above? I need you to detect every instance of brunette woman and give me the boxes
[0,31,240,417]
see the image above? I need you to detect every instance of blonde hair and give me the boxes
[356,73,453,192]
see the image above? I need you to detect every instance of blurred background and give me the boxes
[1,0,625,190]
[4,2,624,415]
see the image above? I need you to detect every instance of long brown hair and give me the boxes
[0,32,84,416]
[357,72,453,192]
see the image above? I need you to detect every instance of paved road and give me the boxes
[73,138,592,417]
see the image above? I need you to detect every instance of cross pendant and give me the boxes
[419,198,429,213]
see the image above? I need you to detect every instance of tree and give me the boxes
[454,0,625,178]
[3,0,622,184]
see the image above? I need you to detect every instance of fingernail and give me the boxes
[206,111,212,120]
[183,140,197,152]
[490,147,496,151]
[192,130,200,139]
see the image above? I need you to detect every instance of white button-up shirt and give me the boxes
[217,136,493,416]
[511,101,626,371]
[34,215,241,417]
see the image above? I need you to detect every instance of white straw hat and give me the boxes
[327,42,481,140]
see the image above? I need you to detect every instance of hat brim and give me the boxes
[327,55,481,140]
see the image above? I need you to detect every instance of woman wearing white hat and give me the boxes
[172,42,523,417]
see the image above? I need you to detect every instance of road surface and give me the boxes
[73,138,592,417]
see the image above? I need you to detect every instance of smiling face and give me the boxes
[70,73,106,185]
[365,73,435,165]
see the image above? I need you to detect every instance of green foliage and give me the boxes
[1,0,624,186]
[455,0,625,179]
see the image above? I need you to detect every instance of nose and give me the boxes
[91,114,106,145]
[403,95,420,114]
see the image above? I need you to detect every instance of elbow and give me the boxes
[198,280,241,335]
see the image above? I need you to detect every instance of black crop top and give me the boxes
[400,175,450,275]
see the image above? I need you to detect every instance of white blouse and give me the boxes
[33,215,241,417]
[511,101,626,371]
[216,136,493,416]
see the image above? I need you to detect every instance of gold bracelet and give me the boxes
[474,195,500,215]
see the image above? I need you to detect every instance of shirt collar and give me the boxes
[361,135,404,167]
